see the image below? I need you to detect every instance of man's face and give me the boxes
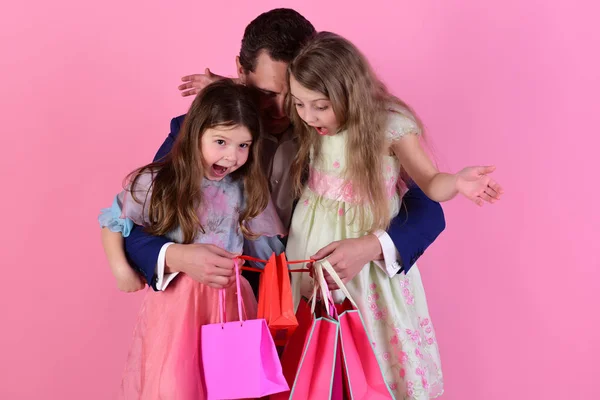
[237,51,290,136]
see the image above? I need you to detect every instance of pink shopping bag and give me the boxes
[288,316,340,400]
[283,264,345,400]
[319,260,395,399]
[201,259,289,400]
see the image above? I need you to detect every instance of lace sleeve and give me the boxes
[386,110,421,141]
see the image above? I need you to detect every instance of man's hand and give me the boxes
[165,243,237,289]
[311,234,383,290]
[178,68,237,97]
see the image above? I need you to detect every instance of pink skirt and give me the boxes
[118,274,258,400]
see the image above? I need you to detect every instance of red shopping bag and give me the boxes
[241,253,312,347]
[259,253,298,345]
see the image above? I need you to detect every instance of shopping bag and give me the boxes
[277,296,314,392]
[319,260,396,399]
[274,262,342,400]
[201,259,289,399]
[256,252,299,346]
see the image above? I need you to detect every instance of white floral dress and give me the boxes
[286,111,444,399]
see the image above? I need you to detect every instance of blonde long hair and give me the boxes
[289,31,424,232]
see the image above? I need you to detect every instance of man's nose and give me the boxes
[273,95,286,117]
[262,94,285,118]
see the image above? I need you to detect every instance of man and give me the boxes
[122,8,446,292]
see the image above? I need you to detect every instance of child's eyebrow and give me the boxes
[291,94,329,102]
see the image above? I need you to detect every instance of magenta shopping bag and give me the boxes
[201,259,288,400]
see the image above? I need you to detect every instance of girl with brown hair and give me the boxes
[98,79,285,398]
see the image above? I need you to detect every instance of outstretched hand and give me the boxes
[456,165,504,206]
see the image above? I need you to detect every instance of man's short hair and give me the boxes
[239,8,316,72]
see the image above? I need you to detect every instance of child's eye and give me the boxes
[316,106,328,111]
[216,139,225,145]
[239,143,250,149]
[294,103,304,108]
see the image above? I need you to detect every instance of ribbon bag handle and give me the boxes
[237,254,312,265]
[219,258,246,327]
[238,255,267,264]
[315,259,359,310]
[238,253,312,273]
[312,260,337,318]
[309,272,322,316]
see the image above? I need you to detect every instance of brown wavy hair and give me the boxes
[288,31,424,233]
[126,79,269,243]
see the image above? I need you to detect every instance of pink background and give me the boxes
[1,0,598,399]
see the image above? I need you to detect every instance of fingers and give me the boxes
[484,185,499,198]
[205,275,230,289]
[477,165,496,175]
[178,73,213,97]
[207,244,236,258]
[180,89,199,97]
[211,262,235,277]
[177,81,196,90]
[326,252,347,277]
[325,267,348,284]
[313,243,344,273]
[327,251,345,269]
[224,275,236,288]
[181,74,198,81]
[212,260,235,274]
[483,186,502,203]
[203,263,237,288]
[322,271,338,290]
[475,178,503,206]
[197,246,235,273]
[236,257,246,266]
[487,179,504,196]
[311,241,338,260]
[327,280,339,291]
[478,192,495,204]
